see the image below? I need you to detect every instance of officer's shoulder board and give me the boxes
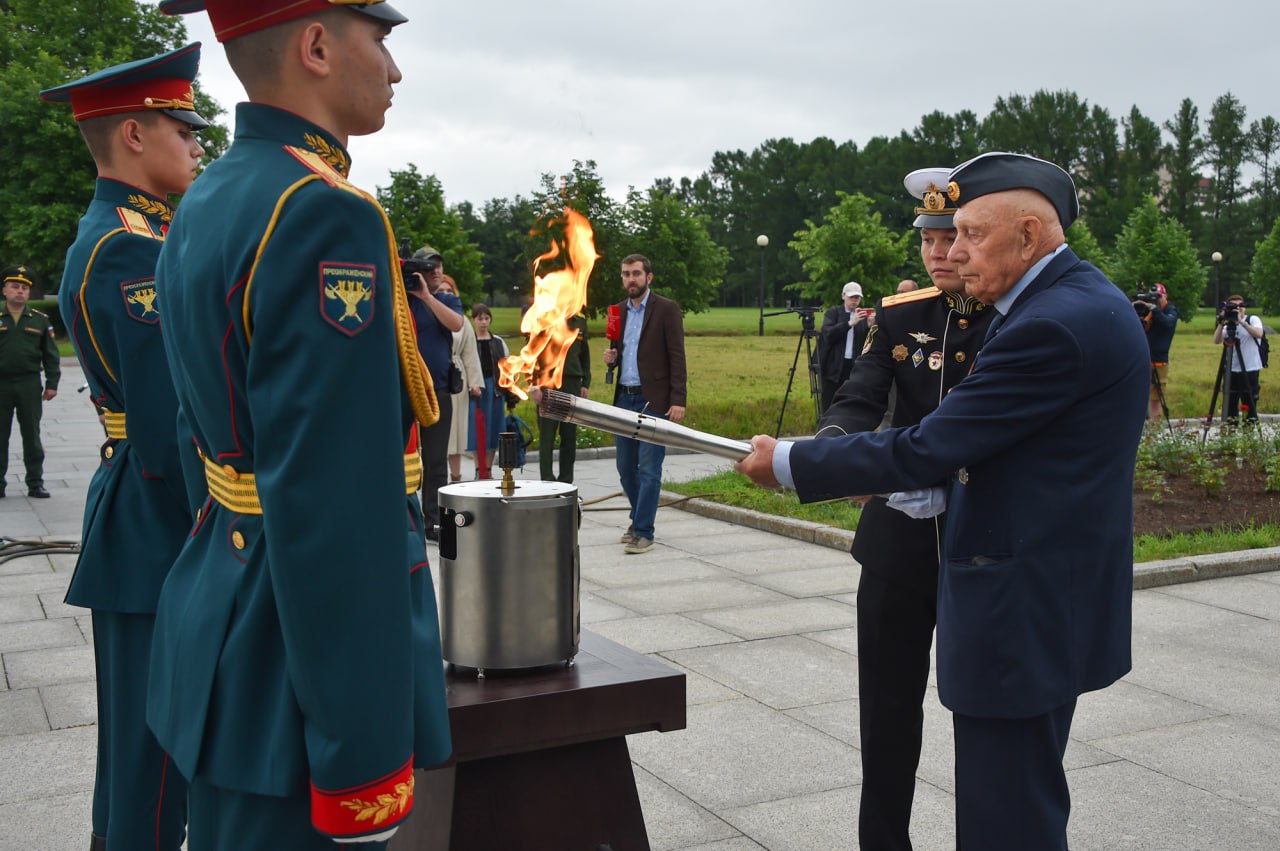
[114,206,164,240]
[882,286,943,309]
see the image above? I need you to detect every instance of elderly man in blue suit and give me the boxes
[737,152,1149,850]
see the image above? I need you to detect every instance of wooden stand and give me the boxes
[390,630,686,850]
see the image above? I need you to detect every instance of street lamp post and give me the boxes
[1212,251,1223,307]
[756,234,769,337]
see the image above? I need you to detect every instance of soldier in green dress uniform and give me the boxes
[40,43,209,850]
[0,266,60,498]
[150,1,451,847]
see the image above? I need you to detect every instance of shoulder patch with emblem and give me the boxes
[320,263,376,336]
[121,277,161,325]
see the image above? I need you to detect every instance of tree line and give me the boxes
[4,1,1278,316]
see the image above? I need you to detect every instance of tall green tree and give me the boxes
[1110,195,1206,313]
[790,192,910,305]
[1065,218,1108,275]
[1248,115,1279,227]
[0,0,227,289]
[979,90,1091,172]
[457,195,539,305]
[1118,106,1163,217]
[528,160,624,316]
[1161,98,1205,239]
[1202,93,1252,294]
[618,186,729,313]
[1079,104,1124,244]
[1249,215,1280,313]
[376,164,484,304]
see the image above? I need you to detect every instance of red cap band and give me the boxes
[68,78,195,122]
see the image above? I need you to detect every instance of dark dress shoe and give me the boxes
[28,486,51,498]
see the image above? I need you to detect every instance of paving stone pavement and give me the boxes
[2,359,1279,849]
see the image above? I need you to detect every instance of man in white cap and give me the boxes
[817,281,872,412]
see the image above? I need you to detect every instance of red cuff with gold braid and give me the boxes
[310,758,415,837]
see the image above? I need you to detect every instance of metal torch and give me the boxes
[538,390,751,461]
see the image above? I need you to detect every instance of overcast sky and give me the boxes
[171,0,1273,208]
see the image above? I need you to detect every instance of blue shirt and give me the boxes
[619,290,649,387]
[410,291,463,384]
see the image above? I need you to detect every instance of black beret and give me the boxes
[948,152,1079,228]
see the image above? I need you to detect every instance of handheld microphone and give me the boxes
[605,304,621,385]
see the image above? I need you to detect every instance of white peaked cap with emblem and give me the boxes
[904,167,957,229]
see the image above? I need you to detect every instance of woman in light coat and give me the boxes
[439,276,484,481]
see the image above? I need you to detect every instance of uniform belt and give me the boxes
[204,450,424,515]
[619,384,644,394]
[102,410,127,439]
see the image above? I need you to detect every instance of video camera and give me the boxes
[397,238,438,292]
[765,302,822,332]
[1132,287,1162,318]
[1217,300,1246,326]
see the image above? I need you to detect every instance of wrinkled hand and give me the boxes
[735,435,780,489]
[886,488,946,519]
[333,826,398,844]
[667,405,685,424]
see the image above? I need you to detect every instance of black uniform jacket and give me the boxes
[818,287,993,590]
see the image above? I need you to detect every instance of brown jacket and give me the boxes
[610,290,686,413]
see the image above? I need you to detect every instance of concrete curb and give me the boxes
[663,492,1280,591]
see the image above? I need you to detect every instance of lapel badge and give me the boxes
[892,344,909,362]
[121,278,160,324]
[927,350,943,371]
[910,331,936,344]
[320,262,376,336]
[957,467,969,484]
[911,348,925,368]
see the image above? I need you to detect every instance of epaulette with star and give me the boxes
[882,286,943,308]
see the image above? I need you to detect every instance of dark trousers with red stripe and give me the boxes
[92,611,187,848]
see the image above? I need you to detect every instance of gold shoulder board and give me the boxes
[882,286,943,308]
[115,208,162,240]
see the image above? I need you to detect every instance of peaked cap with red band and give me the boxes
[39,43,210,129]
[159,0,407,42]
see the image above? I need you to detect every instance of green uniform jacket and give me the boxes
[57,178,191,613]
[0,306,60,387]
[148,103,451,841]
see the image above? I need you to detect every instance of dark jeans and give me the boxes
[1227,369,1261,421]
[0,373,45,488]
[613,390,666,540]
[419,393,453,529]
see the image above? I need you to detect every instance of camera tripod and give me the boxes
[766,307,823,439]
[1150,364,1172,432]
[1202,318,1258,439]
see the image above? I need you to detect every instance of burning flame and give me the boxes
[498,208,599,399]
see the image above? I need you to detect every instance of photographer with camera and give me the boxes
[818,281,873,413]
[405,245,464,537]
[1213,294,1264,423]
[1132,282,1179,422]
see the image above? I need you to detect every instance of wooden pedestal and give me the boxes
[390,630,686,851]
